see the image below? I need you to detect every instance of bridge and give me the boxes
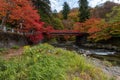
[46,30,85,36]
[42,30,88,44]
[0,26,88,44]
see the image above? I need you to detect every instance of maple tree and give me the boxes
[73,18,112,41]
[0,0,45,43]
[74,18,102,32]
[0,0,43,30]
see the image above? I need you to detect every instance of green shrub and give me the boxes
[0,48,6,52]
[52,18,64,30]
[0,48,7,55]
[11,45,20,49]
[0,44,110,80]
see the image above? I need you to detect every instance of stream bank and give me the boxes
[80,37,120,52]
[81,43,120,52]
[50,42,120,79]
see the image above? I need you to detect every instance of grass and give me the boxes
[11,45,20,49]
[0,43,110,80]
[0,48,7,55]
[0,48,6,52]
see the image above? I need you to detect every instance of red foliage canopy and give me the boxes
[0,0,45,43]
[0,0,43,30]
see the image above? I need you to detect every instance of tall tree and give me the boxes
[78,0,90,22]
[53,9,58,17]
[62,2,70,19]
[32,0,52,25]
[32,0,51,15]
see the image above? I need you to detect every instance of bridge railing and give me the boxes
[0,25,34,35]
[0,25,88,36]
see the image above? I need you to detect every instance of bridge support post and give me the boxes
[75,34,88,45]
[75,36,81,44]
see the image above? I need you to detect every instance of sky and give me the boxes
[50,0,120,12]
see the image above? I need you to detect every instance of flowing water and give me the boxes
[51,42,120,66]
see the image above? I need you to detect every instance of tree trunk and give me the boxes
[1,10,10,28]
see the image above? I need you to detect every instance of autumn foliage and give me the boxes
[0,0,43,29]
[74,18,101,32]
[0,0,46,43]
[73,18,113,41]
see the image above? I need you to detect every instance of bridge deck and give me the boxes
[47,30,86,36]
[0,27,87,36]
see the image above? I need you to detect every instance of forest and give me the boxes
[0,0,120,43]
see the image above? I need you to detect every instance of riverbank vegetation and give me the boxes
[0,44,111,80]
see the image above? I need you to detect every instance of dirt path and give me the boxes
[3,47,24,59]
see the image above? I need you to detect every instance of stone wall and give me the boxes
[0,32,28,48]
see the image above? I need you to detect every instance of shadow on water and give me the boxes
[51,42,120,66]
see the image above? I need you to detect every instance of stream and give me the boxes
[50,42,120,78]
[51,42,120,66]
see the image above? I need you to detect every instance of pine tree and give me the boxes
[32,0,51,15]
[79,0,90,22]
[53,9,57,14]
[62,2,70,19]
[32,0,52,24]
[53,9,58,17]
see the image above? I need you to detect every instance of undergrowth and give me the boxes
[11,45,20,49]
[0,44,110,80]
[0,48,7,55]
